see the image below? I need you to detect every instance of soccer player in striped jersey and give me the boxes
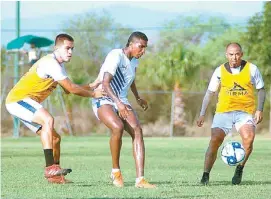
[91,32,156,188]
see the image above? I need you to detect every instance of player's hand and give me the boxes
[137,98,148,111]
[89,81,101,90]
[197,115,205,127]
[92,89,107,98]
[117,102,130,120]
[254,110,263,124]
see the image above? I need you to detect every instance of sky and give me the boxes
[1,1,264,19]
[1,1,265,47]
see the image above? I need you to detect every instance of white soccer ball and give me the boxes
[221,141,245,166]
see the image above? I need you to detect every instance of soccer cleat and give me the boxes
[135,178,156,188]
[200,172,209,185]
[47,175,72,184]
[44,164,72,178]
[110,171,124,187]
[232,165,244,185]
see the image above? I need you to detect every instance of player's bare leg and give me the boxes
[98,105,124,187]
[33,108,72,183]
[201,128,225,185]
[124,110,145,178]
[32,108,54,149]
[232,124,255,185]
[239,124,255,166]
[37,128,61,164]
[52,130,61,164]
[124,108,155,188]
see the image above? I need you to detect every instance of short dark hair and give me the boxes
[55,33,74,46]
[226,42,242,51]
[126,31,148,47]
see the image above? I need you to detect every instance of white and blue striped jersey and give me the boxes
[94,49,139,105]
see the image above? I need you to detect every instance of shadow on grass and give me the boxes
[235,180,271,186]
[65,196,211,199]
[69,179,271,189]
[207,180,271,186]
[74,180,174,187]
[181,180,271,187]
[66,198,168,199]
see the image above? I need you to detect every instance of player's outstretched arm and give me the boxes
[60,85,70,94]
[89,76,101,90]
[197,90,215,127]
[77,77,102,91]
[58,78,106,98]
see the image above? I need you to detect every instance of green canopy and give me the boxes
[7,35,53,50]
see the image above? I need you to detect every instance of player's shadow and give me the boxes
[67,198,168,199]
[188,180,271,186]
[124,180,174,186]
[66,198,167,199]
[66,197,209,199]
[75,180,173,187]
[236,180,271,186]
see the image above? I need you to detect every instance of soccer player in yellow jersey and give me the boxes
[197,43,266,185]
[5,33,106,184]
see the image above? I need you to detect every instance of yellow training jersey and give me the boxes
[216,62,255,114]
[6,55,61,104]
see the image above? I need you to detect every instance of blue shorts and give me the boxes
[211,111,255,135]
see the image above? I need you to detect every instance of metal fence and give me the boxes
[1,87,270,137]
[1,51,270,137]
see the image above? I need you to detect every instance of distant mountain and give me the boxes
[1,4,250,47]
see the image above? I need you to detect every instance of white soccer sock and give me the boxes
[136,176,144,184]
[112,168,120,173]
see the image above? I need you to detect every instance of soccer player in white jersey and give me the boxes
[91,32,156,188]
[197,43,266,185]
[5,34,106,184]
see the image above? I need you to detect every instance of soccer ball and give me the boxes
[221,141,245,166]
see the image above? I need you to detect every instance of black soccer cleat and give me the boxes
[200,172,209,185]
[44,165,72,179]
[61,168,72,175]
[232,165,244,185]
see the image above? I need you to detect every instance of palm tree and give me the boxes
[137,16,231,135]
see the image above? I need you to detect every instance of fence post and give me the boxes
[13,53,20,138]
[170,91,175,137]
[57,88,73,136]
[269,87,271,135]
[13,1,21,138]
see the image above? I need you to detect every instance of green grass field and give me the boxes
[1,136,271,199]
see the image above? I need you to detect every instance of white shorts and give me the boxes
[91,97,130,120]
[211,111,255,135]
[6,98,43,133]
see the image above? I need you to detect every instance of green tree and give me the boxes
[58,11,132,134]
[63,11,132,83]
[242,2,271,133]
[137,16,231,133]
[242,2,271,87]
